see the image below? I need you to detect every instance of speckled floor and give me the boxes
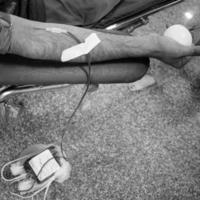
[1,0,200,199]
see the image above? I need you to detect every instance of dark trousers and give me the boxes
[43,0,169,27]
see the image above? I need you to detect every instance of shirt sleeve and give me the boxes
[0,11,11,54]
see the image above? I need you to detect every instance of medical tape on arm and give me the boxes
[61,33,101,62]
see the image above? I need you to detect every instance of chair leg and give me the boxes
[0,84,70,102]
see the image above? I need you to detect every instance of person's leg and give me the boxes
[43,0,121,26]
[96,0,170,28]
[0,55,149,85]
[42,0,170,28]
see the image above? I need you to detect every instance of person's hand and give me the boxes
[150,34,200,68]
[53,145,71,183]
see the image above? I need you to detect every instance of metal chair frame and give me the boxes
[0,0,183,102]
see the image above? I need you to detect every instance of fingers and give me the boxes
[171,56,192,69]
[159,36,195,57]
[178,44,200,57]
[192,45,200,56]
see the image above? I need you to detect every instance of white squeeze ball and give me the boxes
[164,24,193,46]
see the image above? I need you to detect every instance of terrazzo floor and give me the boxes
[1,0,200,199]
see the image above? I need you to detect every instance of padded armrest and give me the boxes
[0,54,149,85]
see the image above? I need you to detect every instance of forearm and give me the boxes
[6,14,157,62]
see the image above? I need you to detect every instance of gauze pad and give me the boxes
[61,33,101,62]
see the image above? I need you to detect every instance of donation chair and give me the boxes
[0,0,183,102]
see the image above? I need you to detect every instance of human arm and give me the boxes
[8,14,156,62]
[2,13,200,68]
